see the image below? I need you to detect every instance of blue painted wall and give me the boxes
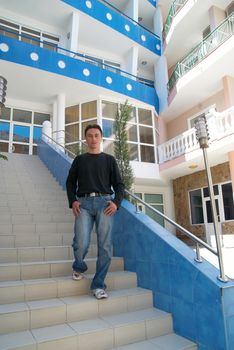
[113,200,234,350]
[37,139,234,349]
[0,35,159,112]
[37,139,72,190]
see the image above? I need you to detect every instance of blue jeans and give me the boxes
[72,195,113,290]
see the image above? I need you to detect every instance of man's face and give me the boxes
[85,128,102,151]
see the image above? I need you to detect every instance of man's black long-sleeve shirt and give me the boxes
[66,152,125,208]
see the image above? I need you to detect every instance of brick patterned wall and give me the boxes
[173,162,233,244]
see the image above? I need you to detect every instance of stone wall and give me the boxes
[173,162,233,243]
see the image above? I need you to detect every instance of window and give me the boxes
[13,125,30,143]
[13,109,32,123]
[33,126,42,143]
[34,112,50,125]
[222,183,234,220]
[138,108,152,126]
[135,193,165,227]
[0,121,10,140]
[189,189,204,224]
[0,18,59,51]
[102,101,118,120]
[102,101,155,163]
[81,101,97,120]
[103,119,114,138]
[0,19,19,39]
[65,105,79,124]
[0,107,10,120]
[65,124,79,141]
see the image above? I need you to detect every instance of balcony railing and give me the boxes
[99,0,157,38]
[163,0,189,39]
[168,12,234,92]
[62,0,161,55]
[0,28,154,88]
[158,107,234,163]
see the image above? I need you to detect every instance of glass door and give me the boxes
[203,195,223,247]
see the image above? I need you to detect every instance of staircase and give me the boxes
[0,153,197,350]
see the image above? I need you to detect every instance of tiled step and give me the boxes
[0,233,71,248]
[0,231,97,247]
[0,271,137,304]
[0,222,74,235]
[0,288,153,334]
[0,308,173,350]
[113,333,197,349]
[0,257,123,281]
[0,244,97,262]
[0,213,73,224]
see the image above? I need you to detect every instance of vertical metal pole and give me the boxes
[194,243,202,263]
[202,148,228,282]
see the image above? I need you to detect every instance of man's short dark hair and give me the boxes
[84,124,103,136]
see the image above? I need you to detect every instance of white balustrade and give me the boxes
[158,106,234,164]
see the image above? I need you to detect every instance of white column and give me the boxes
[153,5,163,41]
[42,121,52,141]
[52,101,57,140]
[57,93,66,148]
[67,11,80,55]
[123,46,138,77]
[123,0,138,21]
[208,6,226,31]
[154,55,169,113]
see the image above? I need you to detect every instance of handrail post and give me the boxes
[194,243,202,263]
[202,148,228,282]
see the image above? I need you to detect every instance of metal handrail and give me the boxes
[163,0,189,39]
[125,189,228,282]
[41,132,77,158]
[0,28,154,88]
[168,11,234,92]
[98,0,159,38]
[40,132,228,282]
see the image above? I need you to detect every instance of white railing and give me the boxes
[158,107,234,163]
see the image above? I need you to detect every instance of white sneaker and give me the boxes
[72,271,84,281]
[93,288,108,299]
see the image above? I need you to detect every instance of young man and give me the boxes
[66,124,124,299]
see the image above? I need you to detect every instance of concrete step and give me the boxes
[0,233,70,248]
[0,244,97,263]
[0,271,137,304]
[0,232,97,247]
[113,334,197,349]
[0,213,73,224]
[0,222,74,235]
[0,287,153,334]
[0,257,123,281]
[0,308,173,349]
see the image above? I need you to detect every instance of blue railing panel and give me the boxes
[0,35,159,112]
[62,0,161,55]
[147,0,157,6]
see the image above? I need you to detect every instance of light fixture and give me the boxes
[194,116,228,282]
[188,164,198,169]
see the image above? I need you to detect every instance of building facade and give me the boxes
[0,0,233,244]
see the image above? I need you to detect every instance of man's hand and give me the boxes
[104,201,117,216]
[72,201,81,217]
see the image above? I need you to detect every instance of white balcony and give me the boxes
[158,106,234,164]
